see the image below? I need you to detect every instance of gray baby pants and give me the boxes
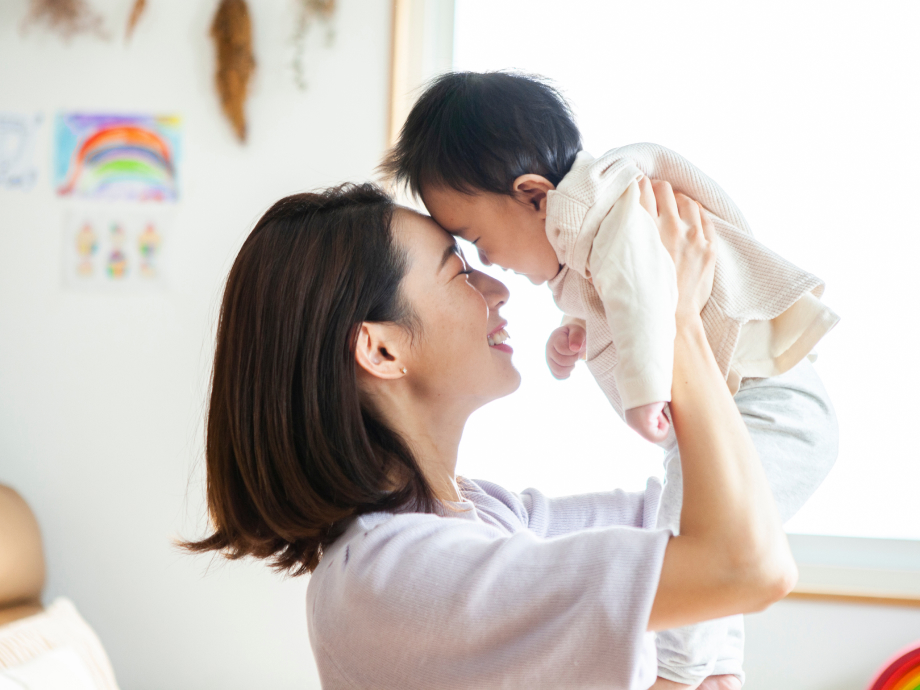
[654,358,839,686]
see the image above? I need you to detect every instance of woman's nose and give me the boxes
[470,270,509,309]
[477,248,491,266]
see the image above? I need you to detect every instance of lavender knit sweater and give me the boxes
[307,478,671,689]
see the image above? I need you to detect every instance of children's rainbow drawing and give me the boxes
[55,114,180,201]
[868,641,920,690]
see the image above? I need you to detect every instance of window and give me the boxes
[447,0,920,546]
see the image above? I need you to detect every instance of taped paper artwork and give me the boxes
[55,113,181,202]
[0,113,42,191]
[63,211,170,289]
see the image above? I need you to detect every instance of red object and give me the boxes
[867,641,920,690]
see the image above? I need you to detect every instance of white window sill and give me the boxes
[788,534,920,606]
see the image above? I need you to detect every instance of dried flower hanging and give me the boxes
[210,0,256,143]
[22,0,106,40]
[125,0,146,41]
[292,0,336,90]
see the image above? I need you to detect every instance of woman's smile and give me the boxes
[488,323,512,353]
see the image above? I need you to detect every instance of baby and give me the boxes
[382,71,839,689]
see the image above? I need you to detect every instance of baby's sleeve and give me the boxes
[560,313,586,330]
[588,177,679,410]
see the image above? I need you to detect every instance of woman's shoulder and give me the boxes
[306,504,505,650]
[312,487,521,574]
[458,477,532,527]
[307,483,530,602]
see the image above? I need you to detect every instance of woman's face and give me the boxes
[395,209,521,408]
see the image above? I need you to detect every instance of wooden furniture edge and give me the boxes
[786,590,920,608]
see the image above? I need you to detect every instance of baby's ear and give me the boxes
[512,175,555,213]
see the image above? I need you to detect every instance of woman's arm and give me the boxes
[517,481,661,537]
[467,478,660,537]
[644,179,797,632]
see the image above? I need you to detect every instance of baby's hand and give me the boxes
[546,324,586,379]
[624,402,671,444]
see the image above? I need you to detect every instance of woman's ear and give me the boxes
[354,322,409,380]
[512,174,556,215]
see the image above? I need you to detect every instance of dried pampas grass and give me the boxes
[292,0,336,90]
[210,0,256,143]
[22,0,106,40]
[125,0,146,41]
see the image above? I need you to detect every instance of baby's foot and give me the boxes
[624,402,670,443]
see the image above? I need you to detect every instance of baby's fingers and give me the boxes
[547,325,584,379]
[567,324,586,354]
[550,347,581,367]
[547,344,579,379]
[548,359,576,380]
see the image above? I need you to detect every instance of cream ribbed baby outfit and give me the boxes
[547,143,839,414]
[545,143,840,685]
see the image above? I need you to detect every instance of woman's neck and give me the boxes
[367,384,470,503]
[399,403,468,503]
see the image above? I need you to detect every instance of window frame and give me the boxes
[387,0,920,608]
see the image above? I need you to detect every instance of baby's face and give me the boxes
[421,184,561,285]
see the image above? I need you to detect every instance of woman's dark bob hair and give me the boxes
[183,183,437,575]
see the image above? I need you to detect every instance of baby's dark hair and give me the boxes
[380,71,582,198]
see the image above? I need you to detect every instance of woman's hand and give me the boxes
[638,176,716,323]
[649,674,741,690]
[698,675,742,690]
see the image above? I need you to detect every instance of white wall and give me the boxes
[3,2,920,689]
[0,1,391,688]
[745,599,920,690]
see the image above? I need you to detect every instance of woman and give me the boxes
[185,180,797,689]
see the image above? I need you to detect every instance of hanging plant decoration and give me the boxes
[292,0,336,90]
[125,0,147,41]
[210,0,256,143]
[22,0,107,40]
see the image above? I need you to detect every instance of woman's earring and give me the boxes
[400,367,407,374]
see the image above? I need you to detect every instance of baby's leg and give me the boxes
[732,358,838,522]
[655,358,839,685]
